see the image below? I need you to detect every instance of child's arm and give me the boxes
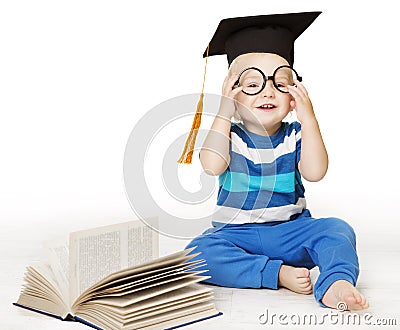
[200,73,243,176]
[287,80,328,182]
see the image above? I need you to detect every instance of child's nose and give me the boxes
[261,80,275,97]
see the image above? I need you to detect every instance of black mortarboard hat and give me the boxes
[203,11,321,66]
[178,11,321,164]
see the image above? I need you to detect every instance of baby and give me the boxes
[184,12,369,310]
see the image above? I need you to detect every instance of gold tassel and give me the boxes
[177,93,204,164]
[177,44,210,164]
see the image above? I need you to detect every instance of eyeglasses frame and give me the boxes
[234,65,303,95]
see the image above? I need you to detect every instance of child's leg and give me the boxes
[185,225,283,289]
[254,211,362,308]
[301,217,361,307]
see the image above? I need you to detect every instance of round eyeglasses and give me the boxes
[234,65,302,95]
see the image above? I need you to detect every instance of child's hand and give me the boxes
[218,73,243,119]
[287,79,316,124]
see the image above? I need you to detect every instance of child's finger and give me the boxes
[223,73,239,93]
[223,75,229,84]
[228,73,239,86]
[230,85,243,97]
[294,79,308,96]
[222,75,228,88]
[287,84,302,99]
[288,84,308,103]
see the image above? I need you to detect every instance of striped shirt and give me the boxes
[212,121,306,225]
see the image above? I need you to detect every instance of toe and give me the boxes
[360,295,369,309]
[354,292,362,304]
[298,277,310,284]
[299,282,310,288]
[296,268,309,279]
[303,284,313,294]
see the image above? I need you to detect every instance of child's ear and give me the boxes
[290,99,296,111]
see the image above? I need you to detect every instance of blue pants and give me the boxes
[185,210,359,307]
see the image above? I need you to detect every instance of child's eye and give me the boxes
[246,83,260,88]
[275,78,291,86]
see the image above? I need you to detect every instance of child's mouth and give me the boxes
[256,104,276,112]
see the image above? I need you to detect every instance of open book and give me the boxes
[14,219,222,329]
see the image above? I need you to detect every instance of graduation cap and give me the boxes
[178,11,321,164]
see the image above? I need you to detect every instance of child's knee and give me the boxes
[320,217,356,241]
[185,236,207,255]
[185,233,219,258]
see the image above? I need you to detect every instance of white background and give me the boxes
[1,0,400,328]
[1,0,400,248]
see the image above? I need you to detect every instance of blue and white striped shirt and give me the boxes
[212,121,306,225]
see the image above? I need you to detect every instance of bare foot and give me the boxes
[278,264,313,294]
[322,280,369,310]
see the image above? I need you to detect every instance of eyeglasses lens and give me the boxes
[273,66,296,93]
[238,68,264,95]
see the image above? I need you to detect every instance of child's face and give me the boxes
[231,53,294,135]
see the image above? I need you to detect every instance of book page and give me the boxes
[43,237,69,302]
[71,248,200,308]
[69,218,159,303]
[85,283,212,310]
[16,262,70,318]
[75,285,215,327]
